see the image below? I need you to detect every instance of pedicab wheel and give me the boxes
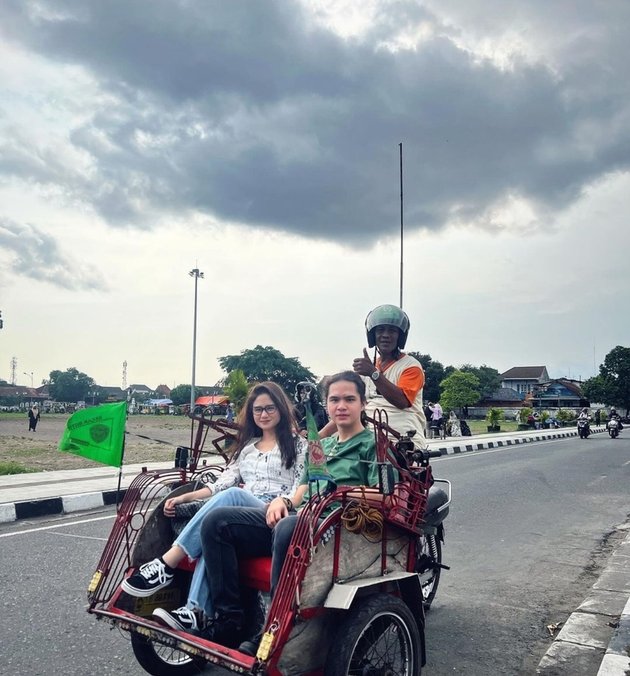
[130,633,206,676]
[324,594,422,676]
[416,534,442,610]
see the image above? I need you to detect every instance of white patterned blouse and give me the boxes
[211,435,308,502]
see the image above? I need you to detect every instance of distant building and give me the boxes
[468,387,523,418]
[155,384,172,398]
[0,385,46,408]
[482,387,524,406]
[128,384,153,397]
[500,366,550,397]
[100,386,127,402]
[531,379,588,410]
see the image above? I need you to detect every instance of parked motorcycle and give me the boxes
[608,418,620,439]
[577,418,590,439]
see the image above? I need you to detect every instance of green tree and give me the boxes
[460,364,501,399]
[48,367,95,403]
[581,375,608,406]
[408,353,446,404]
[439,370,481,413]
[218,345,316,396]
[224,369,249,412]
[596,345,630,415]
[170,384,192,406]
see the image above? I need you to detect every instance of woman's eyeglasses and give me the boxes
[253,405,278,416]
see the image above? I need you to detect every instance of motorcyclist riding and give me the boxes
[577,407,591,438]
[609,408,623,431]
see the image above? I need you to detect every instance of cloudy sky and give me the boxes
[1,0,628,393]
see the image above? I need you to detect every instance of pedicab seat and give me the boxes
[177,556,272,593]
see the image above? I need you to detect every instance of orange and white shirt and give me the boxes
[364,353,426,445]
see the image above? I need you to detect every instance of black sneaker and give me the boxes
[121,558,174,597]
[153,606,201,632]
[239,629,263,657]
[200,617,244,649]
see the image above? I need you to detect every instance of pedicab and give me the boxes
[87,407,451,675]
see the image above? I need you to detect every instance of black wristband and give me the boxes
[282,497,294,511]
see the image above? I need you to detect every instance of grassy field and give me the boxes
[0,412,528,475]
[0,412,215,474]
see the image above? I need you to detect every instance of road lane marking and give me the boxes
[51,531,108,541]
[0,514,115,538]
[437,444,529,460]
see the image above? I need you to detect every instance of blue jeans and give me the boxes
[174,487,266,616]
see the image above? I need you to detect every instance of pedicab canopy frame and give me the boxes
[87,407,442,675]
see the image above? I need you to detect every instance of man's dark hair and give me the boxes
[324,371,366,403]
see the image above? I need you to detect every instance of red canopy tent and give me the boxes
[195,395,229,407]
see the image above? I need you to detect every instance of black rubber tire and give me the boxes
[130,633,206,676]
[324,593,422,676]
[416,534,442,610]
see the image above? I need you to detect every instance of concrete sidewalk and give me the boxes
[1,423,627,674]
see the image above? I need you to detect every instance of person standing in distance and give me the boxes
[351,304,426,444]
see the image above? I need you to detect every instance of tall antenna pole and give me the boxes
[399,142,404,309]
[189,267,204,412]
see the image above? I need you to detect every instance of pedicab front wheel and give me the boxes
[324,594,422,676]
[130,633,206,676]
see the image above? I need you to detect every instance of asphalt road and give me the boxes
[1,433,628,675]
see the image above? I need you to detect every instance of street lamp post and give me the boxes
[189,268,204,413]
[23,371,34,407]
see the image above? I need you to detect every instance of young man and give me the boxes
[185,371,378,650]
[352,304,426,444]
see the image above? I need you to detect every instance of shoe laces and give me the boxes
[139,559,169,584]
[173,607,197,626]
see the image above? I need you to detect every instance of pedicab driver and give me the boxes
[351,304,426,445]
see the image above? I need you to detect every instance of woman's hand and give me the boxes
[266,496,290,527]
[163,495,186,517]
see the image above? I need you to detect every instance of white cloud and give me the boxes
[0,1,628,391]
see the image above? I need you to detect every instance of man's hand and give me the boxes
[353,348,374,377]
[266,496,289,527]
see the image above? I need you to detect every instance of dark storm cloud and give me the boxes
[0,218,107,290]
[1,0,629,242]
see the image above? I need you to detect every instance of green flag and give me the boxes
[305,401,336,491]
[59,402,127,467]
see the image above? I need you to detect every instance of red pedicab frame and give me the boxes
[87,408,442,675]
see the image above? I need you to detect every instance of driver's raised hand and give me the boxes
[352,348,374,377]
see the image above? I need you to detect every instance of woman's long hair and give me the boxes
[233,382,298,469]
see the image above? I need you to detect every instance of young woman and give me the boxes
[191,371,379,650]
[121,381,307,633]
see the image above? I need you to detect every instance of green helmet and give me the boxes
[365,304,410,349]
